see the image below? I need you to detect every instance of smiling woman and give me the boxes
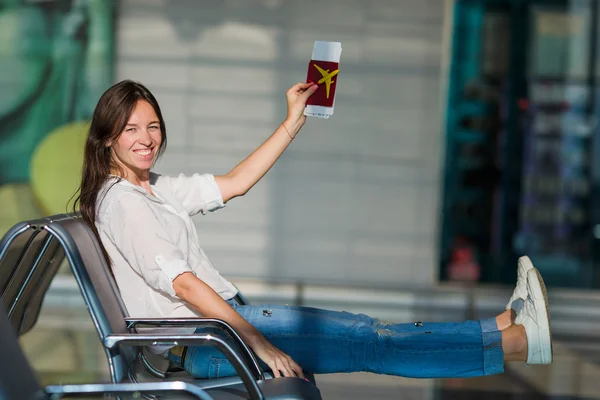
[75,79,552,383]
[108,100,163,191]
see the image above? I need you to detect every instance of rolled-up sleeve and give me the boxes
[107,192,194,297]
[159,173,225,216]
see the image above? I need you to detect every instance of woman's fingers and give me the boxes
[289,359,305,379]
[275,358,291,378]
[269,360,282,378]
[300,84,318,100]
[272,353,304,378]
[289,81,314,93]
[288,82,318,97]
[282,357,296,378]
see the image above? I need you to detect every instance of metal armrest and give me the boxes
[125,317,262,379]
[104,333,264,400]
[45,381,213,399]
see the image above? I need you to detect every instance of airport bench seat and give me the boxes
[0,214,321,400]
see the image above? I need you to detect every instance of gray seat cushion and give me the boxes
[207,378,322,400]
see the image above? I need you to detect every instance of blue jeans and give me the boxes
[168,298,504,379]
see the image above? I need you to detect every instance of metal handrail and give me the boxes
[104,333,263,400]
[125,317,264,380]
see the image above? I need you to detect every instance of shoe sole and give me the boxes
[529,268,553,364]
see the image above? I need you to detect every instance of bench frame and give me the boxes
[0,298,215,400]
[1,214,321,400]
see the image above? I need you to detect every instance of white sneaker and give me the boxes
[515,268,553,365]
[506,256,535,312]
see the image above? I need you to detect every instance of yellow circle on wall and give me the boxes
[0,183,42,235]
[30,122,89,215]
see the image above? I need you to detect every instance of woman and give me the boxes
[76,80,552,381]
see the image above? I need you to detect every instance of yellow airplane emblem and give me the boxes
[313,64,339,99]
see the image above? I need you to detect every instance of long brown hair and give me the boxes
[72,80,168,264]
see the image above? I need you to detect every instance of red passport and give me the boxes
[306,60,340,108]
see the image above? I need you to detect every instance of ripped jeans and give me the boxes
[168,297,504,379]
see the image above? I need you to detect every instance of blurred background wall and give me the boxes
[0,0,449,288]
[115,0,448,287]
[0,0,115,233]
[5,0,600,292]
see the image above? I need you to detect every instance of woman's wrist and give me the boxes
[282,118,303,139]
[241,327,265,348]
[281,123,295,141]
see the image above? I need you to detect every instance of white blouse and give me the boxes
[95,172,238,320]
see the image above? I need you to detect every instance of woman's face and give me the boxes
[110,100,162,178]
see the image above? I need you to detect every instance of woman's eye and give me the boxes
[149,126,159,130]
[126,128,135,132]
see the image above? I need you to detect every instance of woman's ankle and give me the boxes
[495,310,514,331]
[502,324,528,362]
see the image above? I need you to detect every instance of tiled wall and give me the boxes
[116,0,449,287]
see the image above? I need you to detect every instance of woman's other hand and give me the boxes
[283,82,318,137]
[251,335,305,379]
